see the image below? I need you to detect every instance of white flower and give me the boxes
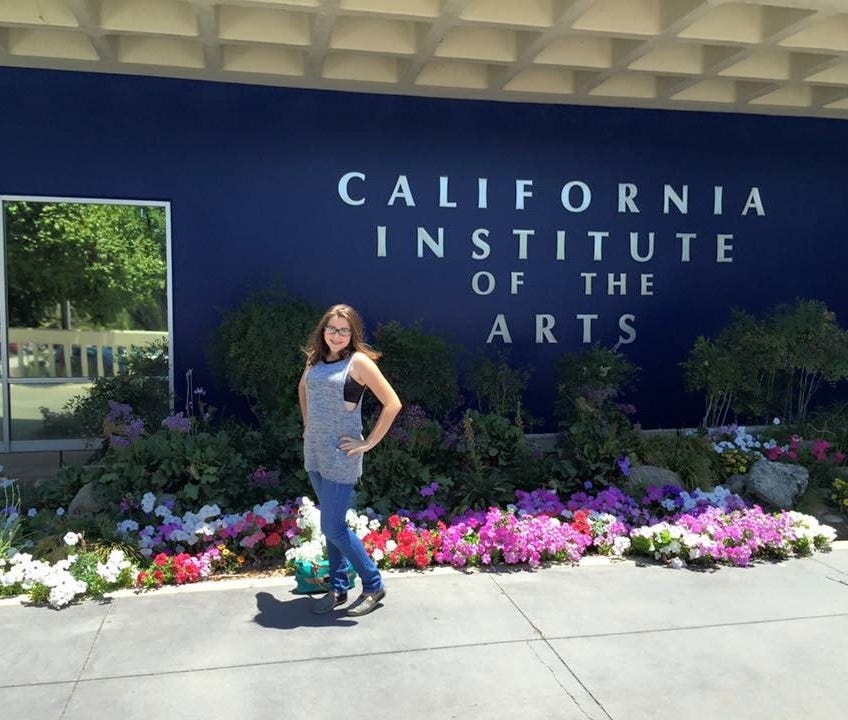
[55,507,65,517]
[385,539,397,552]
[371,548,385,562]
[612,536,631,556]
[669,557,685,569]
[27,508,37,518]
[63,532,81,546]
[772,417,781,425]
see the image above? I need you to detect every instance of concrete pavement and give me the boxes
[2,545,847,720]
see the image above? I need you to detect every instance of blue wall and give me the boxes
[3,67,847,428]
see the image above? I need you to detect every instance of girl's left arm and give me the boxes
[339,354,402,456]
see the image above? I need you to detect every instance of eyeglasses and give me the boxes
[324,326,352,337]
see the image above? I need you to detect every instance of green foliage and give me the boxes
[207,287,323,417]
[681,311,761,427]
[684,299,848,426]
[802,402,848,463]
[20,464,91,516]
[233,405,312,500]
[448,411,542,512]
[41,340,170,440]
[465,351,532,421]
[554,345,641,486]
[639,434,720,491]
[4,201,167,328]
[357,409,452,516]
[372,321,460,418]
[88,428,255,513]
[768,299,848,422]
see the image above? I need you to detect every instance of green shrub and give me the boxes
[233,405,311,500]
[88,427,254,513]
[357,407,452,516]
[554,345,642,486]
[372,321,460,419]
[465,351,532,422]
[683,299,848,426]
[207,287,323,417]
[639,434,720,491]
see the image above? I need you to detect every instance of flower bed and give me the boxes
[1,481,837,609]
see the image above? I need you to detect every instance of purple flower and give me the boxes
[419,481,440,497]
[617,455,632,477]
[161,412,192,433]
[106,400,134,422]
[250,467,281,490]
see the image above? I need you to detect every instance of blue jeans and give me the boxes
[308,472,382,594]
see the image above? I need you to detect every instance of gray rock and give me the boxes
[744,459,809,509]
[625,465,682,498]
[67,481,105,517]
[724,474,746,495]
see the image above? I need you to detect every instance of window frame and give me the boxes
[0,195,174,452]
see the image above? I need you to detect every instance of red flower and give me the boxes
[255,516,268,528]
[265,532,282,547]
[153,553,169,567]
[388,515,402,530]
[136,571,148,586]
[152,569,165,587]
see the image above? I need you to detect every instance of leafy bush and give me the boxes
[357,406,452,516]
[233,405,311,500]
[372,321,460,419]
[88,427,254,513]
[554,345,642,486]
[639,434,720,491]
[683,299,848,426]
[465,351,532,422]
[207,287,323,417]
[445,411,545,512]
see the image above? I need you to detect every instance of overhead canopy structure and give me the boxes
[0,0,847,118]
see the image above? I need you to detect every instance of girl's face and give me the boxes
[323,315,352,359]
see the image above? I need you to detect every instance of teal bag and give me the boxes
[294,559,357,594]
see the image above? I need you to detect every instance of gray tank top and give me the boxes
[303,354,364,484]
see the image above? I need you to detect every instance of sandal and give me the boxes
[346,588,386,617]
[312,591,347,614]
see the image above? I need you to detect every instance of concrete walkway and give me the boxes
[2,545,847,720]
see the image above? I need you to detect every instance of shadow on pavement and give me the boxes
[253,591,357,629]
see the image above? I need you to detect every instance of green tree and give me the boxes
[4,201,167,329]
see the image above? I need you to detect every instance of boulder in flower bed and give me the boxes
[745,459,809,509]
[624,465,682,499]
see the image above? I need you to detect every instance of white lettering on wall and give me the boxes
[487,314,512,343]
[516,179,534,210]
[471,228,490,259]
[338,171,365,205]
[388,175,415,206]
[618,314,637,344]
[561,181,591,212]
[742,187,765,216]
[536,314,557,343]
[663,185,688,214]
[618,183,639,213]
[418,227,444,257]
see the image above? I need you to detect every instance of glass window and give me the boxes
[10,382,93,441]
[1,199,170,448]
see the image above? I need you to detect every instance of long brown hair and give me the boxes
[304,304,381,365]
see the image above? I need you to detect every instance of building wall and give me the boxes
[2,67,847,427]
